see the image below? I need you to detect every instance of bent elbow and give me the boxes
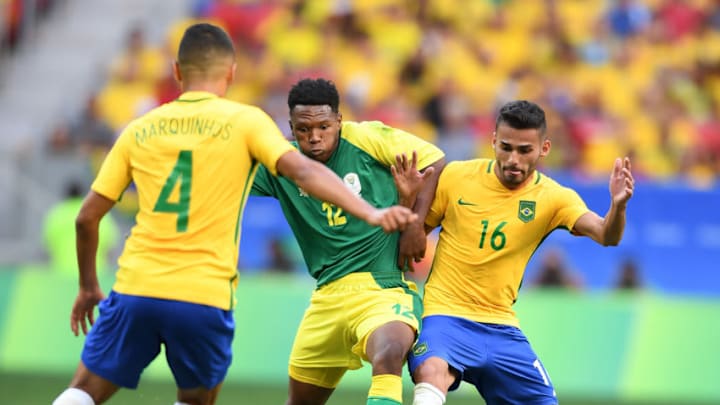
[75,218,88,236]
[75,212,96,235]
[602,237,621,247]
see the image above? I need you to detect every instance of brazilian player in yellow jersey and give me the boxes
[251,78,446,405]
[399,100,635,405]
[52,24,417,405]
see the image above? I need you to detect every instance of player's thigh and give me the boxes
[81,291,163,389]
[408,315,479,391]
[475,325,557,405]
[365,320,416,358]
[287,369,344,404]
[350,284,421,362]
[162,301,234,390]
[289,290,355,386]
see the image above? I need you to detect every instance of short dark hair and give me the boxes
[177,23,235,73]
[288,78,340,113]
[495,100,547,136]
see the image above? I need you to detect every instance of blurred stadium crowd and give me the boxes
[0,0,58,53]
[2,0,719,280]
[3,0,717,186]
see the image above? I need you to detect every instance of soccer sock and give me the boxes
[413,382,446,405]
[52,388,95,405]
[366,374,402,405]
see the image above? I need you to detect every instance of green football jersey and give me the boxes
[251,121,444,287]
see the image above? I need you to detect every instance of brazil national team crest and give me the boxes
[413,342,428,356]
[518,200,536,223]
[343,172,362,195]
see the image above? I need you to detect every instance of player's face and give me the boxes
[492,123,550,189]
[290,105,342,163]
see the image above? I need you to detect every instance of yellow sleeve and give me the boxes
[91,131,132,201]
[243,106,297,176]
[341,121,445,169]
[550,186,590,232]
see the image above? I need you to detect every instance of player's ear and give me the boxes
[540,138,551,157]
[227,61,237,84]
[172,61,182,83]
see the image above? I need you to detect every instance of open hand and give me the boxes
[391,151,435,201]
[70,286,105,336]
[609,157,634,207]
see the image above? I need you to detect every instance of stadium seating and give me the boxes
[6,0,720,295]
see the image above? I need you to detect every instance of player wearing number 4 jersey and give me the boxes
[52,24,417,405]
[395,100,634,405]
[251,78,445,405]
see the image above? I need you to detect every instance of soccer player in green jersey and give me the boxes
[251,78,446,405]
[397,100,634,405]
[52,24,417,405]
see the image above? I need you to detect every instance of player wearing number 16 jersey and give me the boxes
[52,24,418,405]
[400,100,635,405]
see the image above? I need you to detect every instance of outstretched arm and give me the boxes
[276,150,417,233]
[392,151,445,270]
[573,157,634,246]
[72,191,115,336]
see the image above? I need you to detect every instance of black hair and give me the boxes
[287,78,340,113]
[177,23,235,72]
[495,100,547,136]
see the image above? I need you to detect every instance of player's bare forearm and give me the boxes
[76,212,101,290]
[398,194,416,209]
[280,152,375,220]
[600,202,627,246]
[71,191,114,335]
[75,191,116,289]
[277,151,417,231]
[396,157,445,268]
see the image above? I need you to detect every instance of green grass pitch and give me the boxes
[2,371,706,405]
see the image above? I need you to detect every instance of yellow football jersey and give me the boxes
[92,91,296,310]
[423,159,589,326]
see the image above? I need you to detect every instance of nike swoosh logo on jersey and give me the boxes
[457,198,477,206]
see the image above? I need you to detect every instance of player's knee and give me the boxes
[177,389,212,405]
[53,388,96,405]
[371,340,411,373]
[413,357,453,388]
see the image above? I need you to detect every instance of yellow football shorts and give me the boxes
[288,272,422,388]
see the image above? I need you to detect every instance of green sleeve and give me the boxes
[250,164,276,197]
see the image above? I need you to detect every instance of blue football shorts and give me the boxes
[81,291,234,389]
[408,315,557,405]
